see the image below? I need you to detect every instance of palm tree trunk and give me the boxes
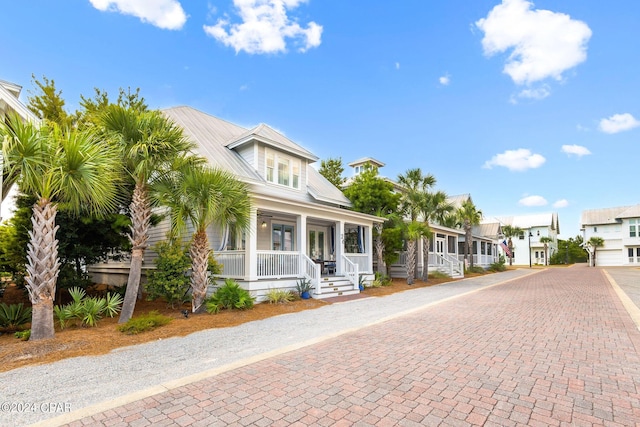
[374,224,385,274]
[466,223,474,269]
[421,237,430,282]
[406,240,416,285]
[190,230,210,313]
[119,183,151,323]
[25,199,60,340]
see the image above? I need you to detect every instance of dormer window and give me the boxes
[265,148,300,189]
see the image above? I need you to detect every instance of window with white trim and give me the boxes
[630,219,638,238]
[265,148,301,189]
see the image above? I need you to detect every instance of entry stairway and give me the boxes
[312,275,360,300]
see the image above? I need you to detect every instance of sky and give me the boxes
[1,0,639,239]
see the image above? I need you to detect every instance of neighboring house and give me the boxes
[345,158,465,278]
[0,79,40,222]
[90,106,384,300]
[468,221,502,268]
[581,205,640,266]
[447,194,500,269]
[488,213,560,266]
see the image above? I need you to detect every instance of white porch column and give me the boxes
[247,211,258,280]
[297,214,307,272]
[336,220,345,273]
[366,225,373,274]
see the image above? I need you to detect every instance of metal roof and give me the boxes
[162,106,351,207]
[581,205,640,225]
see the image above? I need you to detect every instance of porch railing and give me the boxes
[214,250,245,279]
[345,253,369,274]
[342,255,358,289]
[301,253,321,294]
[257,250,300,278]
[428,253,463,277]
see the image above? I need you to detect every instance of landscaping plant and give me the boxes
[0,303,33,331]
[205,279,255,314]
[145,241,191,308]
[117,310,172,334]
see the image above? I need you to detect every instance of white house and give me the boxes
[581,205,640,266]
[0,79,40,222]
[346,158,465,278]
[488,213,560,266]
[90,106,384,300]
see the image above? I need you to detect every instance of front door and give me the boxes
[308,228,325,260]
[435,238,445,266]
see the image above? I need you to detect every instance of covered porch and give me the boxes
[211,198,382,300]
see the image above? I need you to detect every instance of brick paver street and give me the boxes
[53,266,640,425]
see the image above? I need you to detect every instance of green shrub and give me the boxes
[266,288,295,304]
[373,272,392,286]
[488,259,507,272]
[205,279,255,314]
[14,330,30,340]
[428,270,450,279]
[117,311,172,335]
[0,303,32,330]
[145,241,191,308]
[54,286,122,328]
[465,266,486,274]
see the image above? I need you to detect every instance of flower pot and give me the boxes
[301,291,310,299]
[358,284,365,292]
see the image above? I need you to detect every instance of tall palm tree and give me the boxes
[397,168,436,280]
[100,106,203,323]
[420,190,453,281]
[501,225,523,266]
[587,236,604,267]
[457,199,482,269]
[155,165,251,313]
[1,114,119,340]
[405,221,431,285]
[539,236,553,266]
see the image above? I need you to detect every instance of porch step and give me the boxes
[312,276,360,300]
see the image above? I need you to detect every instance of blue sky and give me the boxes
[2,0,639,238]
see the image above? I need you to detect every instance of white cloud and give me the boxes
[203,0,323,54]
[598,113,640,134]
[476,0,591,85]
[517,86,550,100]
[89,0,187,30]
[519,195,547,207]
[439,75,450,86]
[483,148,546,171]
[395,62,400,70]
[561,144,591,157]
[553,199,569,208]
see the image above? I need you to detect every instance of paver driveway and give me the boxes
[46,266,640,425]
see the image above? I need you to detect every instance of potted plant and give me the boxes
[296,278,312,299]
[358,275,366,292]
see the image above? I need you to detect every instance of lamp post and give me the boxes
[528,231,532,268]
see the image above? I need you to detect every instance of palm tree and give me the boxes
[501,225,523,266]
[155,165,251,313]
[99,106,203,323]
[539,236,553,266]
[405,221,431,285]
[420,190,453,281]
[457,200,482,269]
[1,114,119,340]
[397,168,436,280]
[587,236,604,267]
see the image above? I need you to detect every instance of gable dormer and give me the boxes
[226,123,318,192]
